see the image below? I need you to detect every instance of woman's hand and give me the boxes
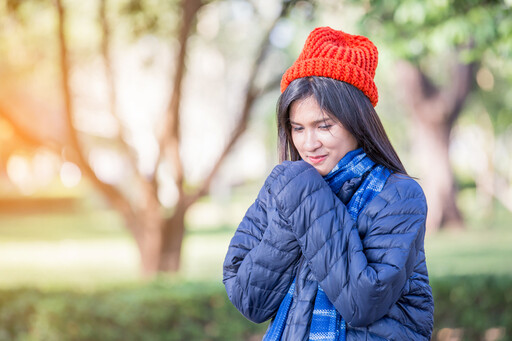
[223,161,307,323]
[267,160,326,220]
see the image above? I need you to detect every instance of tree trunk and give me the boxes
[128,206,164,277]
[411,115,463,233]
[159,203,187,272]
[138,223,164,277]
[127,201,187,276]
[397,60,473,233]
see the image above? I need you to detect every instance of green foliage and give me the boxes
[118,0,181,39]
[431,276,512,340]
[0,276,510,340]
[358,0,512,64]
[353,0,512,199]
[0,280,267,341]
[0,289,41,340]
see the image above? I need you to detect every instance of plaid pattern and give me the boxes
[308,286,346,341]
[324,148,392,220]
[264,148,390,340]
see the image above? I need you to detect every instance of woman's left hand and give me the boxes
[267,160,327,220]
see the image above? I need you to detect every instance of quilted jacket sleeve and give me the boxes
[270,161,428,328]
[223,165,301,323]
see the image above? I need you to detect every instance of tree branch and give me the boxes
[442,59,476,127]
[187,1,294,206]
[0,104,60,151]
[397,51,476,129]
[396,60,446,125]
[55,0,136,228]
[153,0,203,198]
[99,0,158,200]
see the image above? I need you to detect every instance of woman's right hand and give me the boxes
[223,162,305,323]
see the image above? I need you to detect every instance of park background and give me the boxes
[0,0,511,340]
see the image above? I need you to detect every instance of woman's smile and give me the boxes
[308,155,327,164]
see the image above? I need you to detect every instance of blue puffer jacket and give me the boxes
[223,161,434,340]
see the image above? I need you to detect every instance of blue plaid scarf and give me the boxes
[264,148,391,341]
[323,148,391,221]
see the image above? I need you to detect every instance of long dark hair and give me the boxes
[277,76,407,175]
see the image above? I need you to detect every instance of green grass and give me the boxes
[424,195,512,277]
[425,228,512,277]
[0,197,510,289]
[0,211,128,242]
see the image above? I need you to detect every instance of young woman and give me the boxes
[223,27,434,340]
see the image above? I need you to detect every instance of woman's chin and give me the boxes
[308,164,329,176]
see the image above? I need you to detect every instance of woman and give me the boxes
[223,27,434,340]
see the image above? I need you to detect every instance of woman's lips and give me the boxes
[308,155,327,164]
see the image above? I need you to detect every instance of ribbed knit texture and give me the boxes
[280,27,379,106]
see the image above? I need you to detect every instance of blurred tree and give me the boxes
[52,0,309,275]
[0,0,66,181]
[0,0,313,275]
[357,0,512,232]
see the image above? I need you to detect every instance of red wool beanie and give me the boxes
[280,26,379,107]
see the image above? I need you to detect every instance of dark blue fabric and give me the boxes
[312,150,389,340]
[263,278,296,340]
[223,160,434,340]
[266,149,390,341]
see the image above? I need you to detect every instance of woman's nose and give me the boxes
[304,130,321,151]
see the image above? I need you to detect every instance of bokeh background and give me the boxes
[0,0,511,340]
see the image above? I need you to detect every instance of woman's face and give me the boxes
[289,96,358,176]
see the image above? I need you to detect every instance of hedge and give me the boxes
[0,275,510,340]
[431,276,511,340]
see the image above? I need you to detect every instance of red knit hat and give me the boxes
[280,27,379,107]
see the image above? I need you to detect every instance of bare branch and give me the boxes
[99,0,157,198]
[154,0,203,196]
[0,104,60,151]
[397,52,476,128]
[442,60,476,127]
[396,61,447,125]
[188,1,294,206]
[55,0,136,226]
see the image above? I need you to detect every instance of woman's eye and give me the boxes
[319,124,332,130]
[292,126,303,132]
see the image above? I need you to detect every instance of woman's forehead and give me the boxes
[290,96,335,123]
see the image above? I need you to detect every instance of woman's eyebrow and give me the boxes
[290,118,334,125]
